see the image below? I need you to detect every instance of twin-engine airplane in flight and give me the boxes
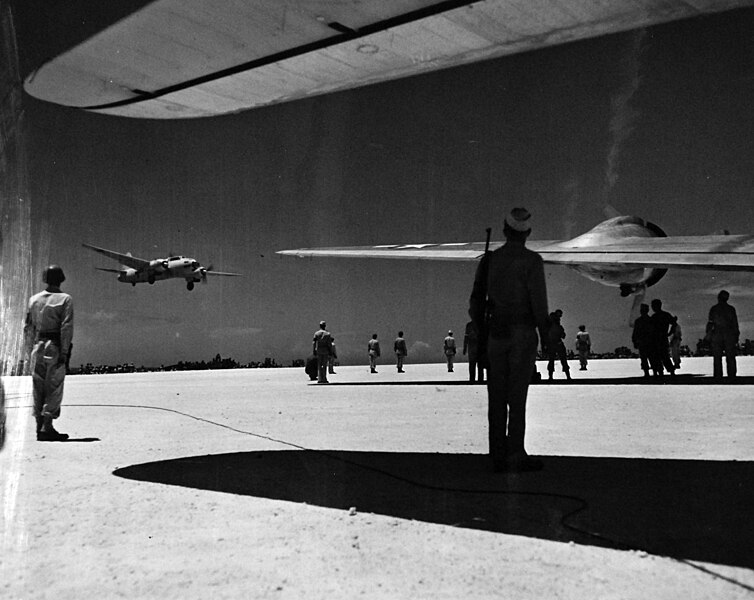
[82,243,241,290]
[277,215,754,298]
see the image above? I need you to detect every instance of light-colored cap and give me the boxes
[319,321,326,327]
[504,207,532,232]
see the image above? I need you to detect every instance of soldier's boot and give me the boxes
[565,370,571,381]
[35,416,44,436]
[38,416,69,442]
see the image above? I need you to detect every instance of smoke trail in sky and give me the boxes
[604,29,647,200]
[562,173,579,239]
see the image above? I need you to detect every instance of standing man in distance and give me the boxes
[25,265,73,441]
[463,319,485,383]
[631,303,654,378]
[649,299,676,377]
[575,324,591,371]
[312,321,333,384]
[546,309,570,381]
[707,290,739,379]
[394,331,407,373]
[443,330,457,372]
[469,208,550,472]
[368,333,381,373]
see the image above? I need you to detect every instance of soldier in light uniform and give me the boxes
[575,324,591,371]
[25,265,73,441]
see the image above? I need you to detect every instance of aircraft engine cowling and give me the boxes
[149,259,169,272]
[565,216,668,296]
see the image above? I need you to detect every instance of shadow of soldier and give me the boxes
[114,450,754,569]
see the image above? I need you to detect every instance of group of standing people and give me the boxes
[631,299,682,377]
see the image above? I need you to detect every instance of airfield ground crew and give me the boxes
[707,290,739,378]
[575,324,591,371]
[669,316,682,370]
[469,207,549,472]
[368,334,381,373]
[632,303,653,377]
[25,265,73,441]
[650,299,676,377]
[394,331,407,373]
[312,321,333,384]
[463,320,485,383]
[443,330,456,372]
[328,337,338,374]
[546,309,570,380]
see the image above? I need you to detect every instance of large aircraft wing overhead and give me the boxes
[278,235,754,271]
[82,243,150,270]
[278,241,499,261]
[23,1,754,118]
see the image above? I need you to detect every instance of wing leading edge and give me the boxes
[82,243,150,270]
[277,235,754,271]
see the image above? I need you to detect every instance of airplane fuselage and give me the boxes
[117,256,203,286]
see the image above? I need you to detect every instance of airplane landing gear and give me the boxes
[187,281,194,291]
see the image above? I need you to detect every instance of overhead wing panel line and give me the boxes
[82,0,484,111]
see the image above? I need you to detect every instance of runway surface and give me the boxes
[2,357,753,599]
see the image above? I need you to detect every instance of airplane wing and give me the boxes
[94,267,123,274]
[23,1,754,119]
[82,243,150,270]
[277,235,754,271]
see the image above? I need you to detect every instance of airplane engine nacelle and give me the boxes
[149,259,169,272]
[565,216,668,296]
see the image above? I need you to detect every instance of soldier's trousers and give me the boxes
[712,333,737,378]
[486,326,538,460]
[29,340,66,419]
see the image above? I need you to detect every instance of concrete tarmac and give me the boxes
[2,357,753,599]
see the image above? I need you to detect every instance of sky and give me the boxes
[6,5,754,367]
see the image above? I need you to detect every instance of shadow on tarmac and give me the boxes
[114,450,754,569]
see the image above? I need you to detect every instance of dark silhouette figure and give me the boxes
[394,331,407,373]
[368,334,381,373]
[707,290,739,379]
[631,303,654,378]
[463,320,485,383]
[546,309,571,381]
[469,207,549,473]
[649,299,676,377]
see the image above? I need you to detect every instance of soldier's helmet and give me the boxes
[43,265,65,286]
